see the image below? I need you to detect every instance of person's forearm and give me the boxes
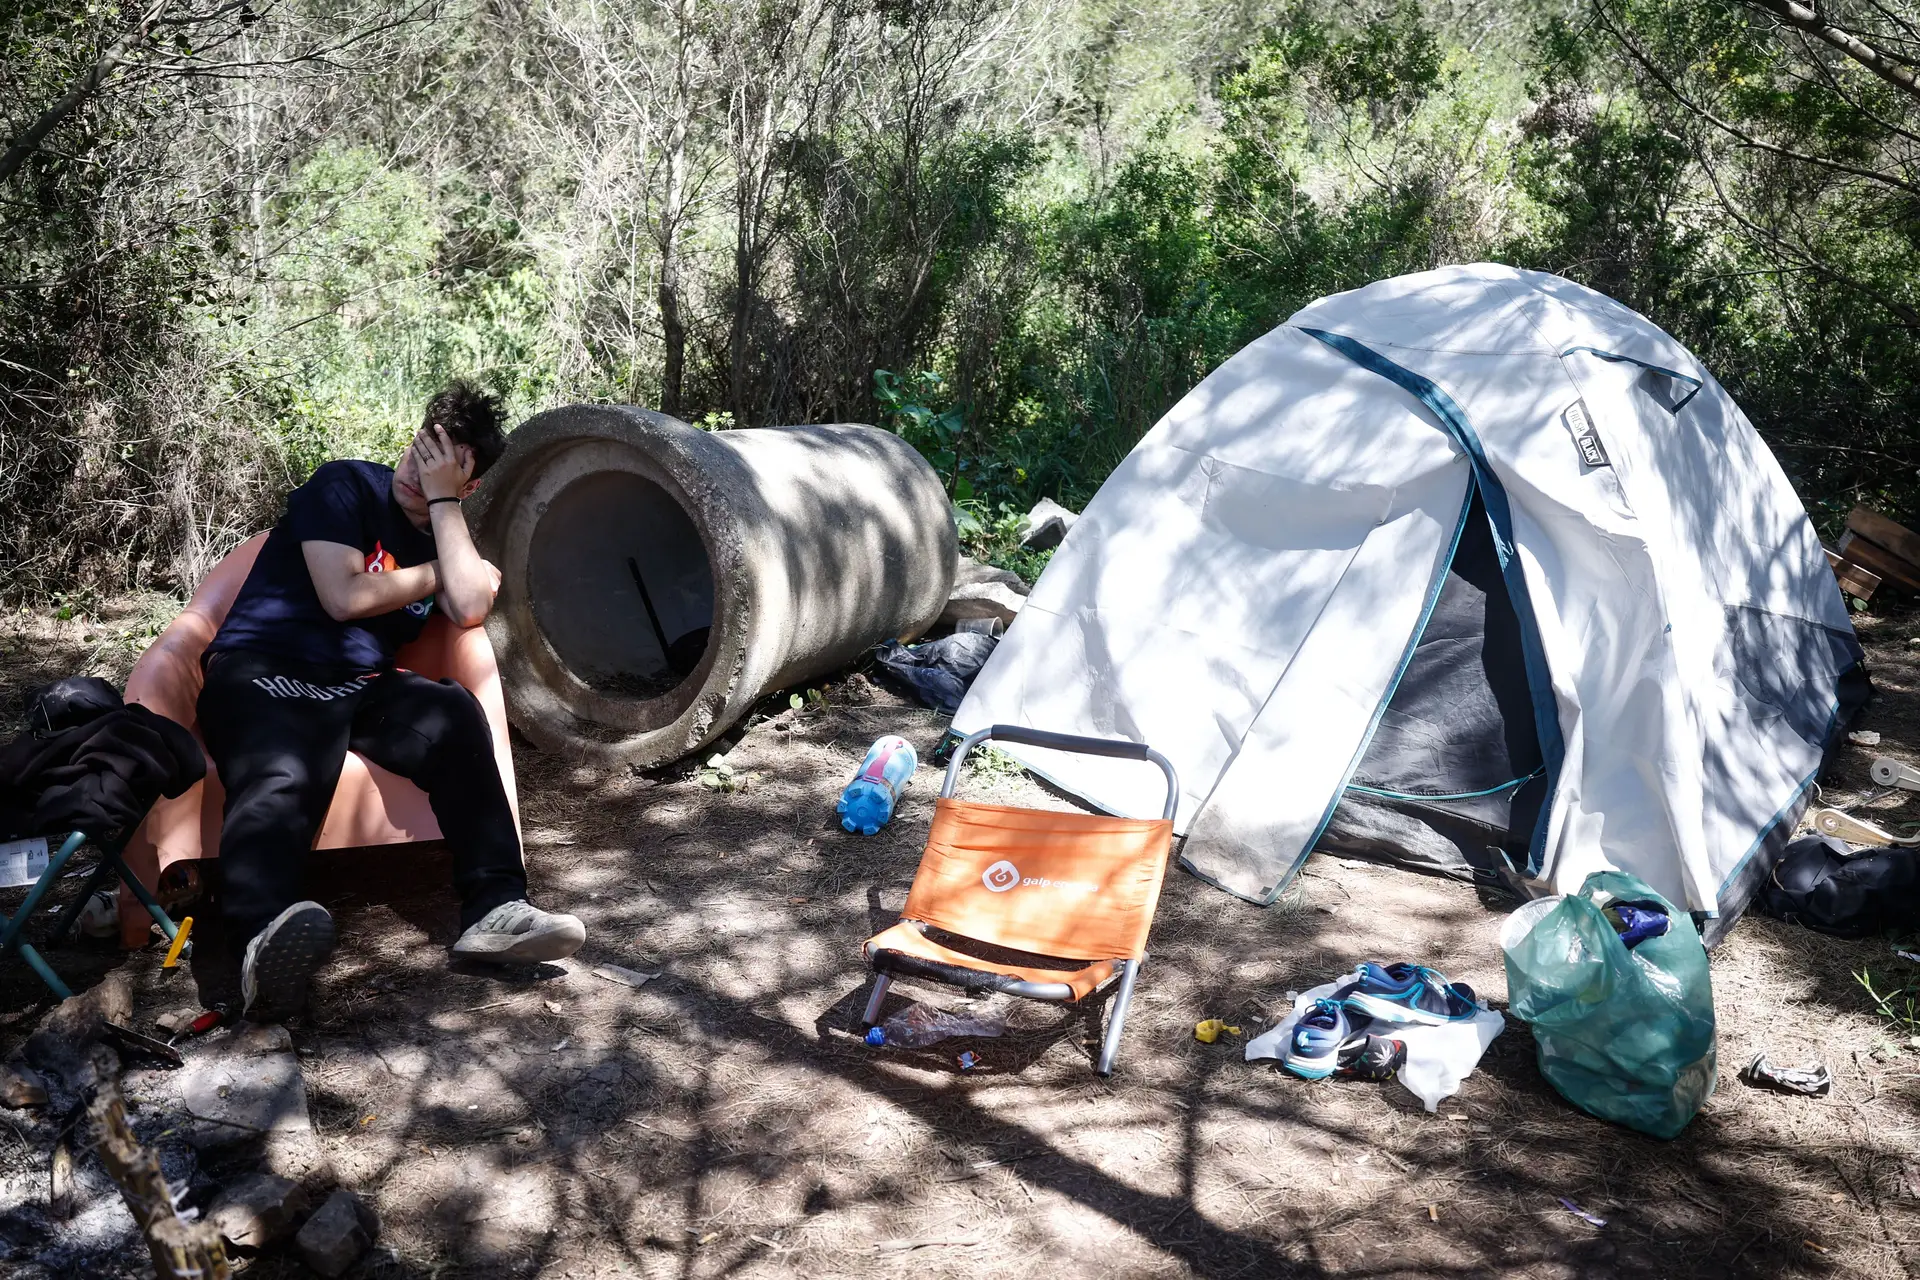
[430,502,495,627]
[328,563,439,621]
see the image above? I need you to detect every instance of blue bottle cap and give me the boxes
[864,1026,886,1047]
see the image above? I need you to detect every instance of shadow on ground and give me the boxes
[2,604,1919,1278]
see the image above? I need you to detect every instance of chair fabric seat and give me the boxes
[864,920,1118,1000]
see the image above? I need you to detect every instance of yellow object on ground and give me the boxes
[1193,1019,1241,1044]
[160,916,193,968]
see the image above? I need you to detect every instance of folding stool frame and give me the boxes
[0,829,187,1000]
[861,725,1179,1076]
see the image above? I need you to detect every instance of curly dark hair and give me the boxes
[421,380,508,478]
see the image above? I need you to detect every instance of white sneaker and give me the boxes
[451,900,585,964]
[241,901,336,1021]
[75,888,118,939]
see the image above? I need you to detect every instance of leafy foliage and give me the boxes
[9,0,1920,600]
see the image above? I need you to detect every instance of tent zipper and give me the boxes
[1296,327,1568,878]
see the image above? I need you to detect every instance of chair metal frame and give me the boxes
[0,829,186,1000]
[861,724,1179,1076]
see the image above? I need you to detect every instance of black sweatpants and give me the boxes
[197,649,528,946]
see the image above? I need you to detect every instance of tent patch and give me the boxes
[1562,399,1610,469]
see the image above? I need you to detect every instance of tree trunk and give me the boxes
[728,89,775,422]
[658,0,696,418]
[1743,0,1920,103]
[0,3,169,187]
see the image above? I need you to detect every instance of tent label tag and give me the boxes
[1563,400,1611,469]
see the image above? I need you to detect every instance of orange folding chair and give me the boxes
[861,725,1179,1076]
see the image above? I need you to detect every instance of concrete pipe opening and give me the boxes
[528,470,714,699]
[470,405,957,767]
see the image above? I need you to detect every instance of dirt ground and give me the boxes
[4,596,1920,1278]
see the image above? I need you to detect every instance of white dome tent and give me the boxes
[954,265,1866,942]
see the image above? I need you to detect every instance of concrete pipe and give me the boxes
[468,405,957,766]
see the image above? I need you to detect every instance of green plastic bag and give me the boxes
[1500,870,1717,1139]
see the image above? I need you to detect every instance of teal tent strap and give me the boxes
[1299,327,1566,876]
[1560,346,1702,410]
[1346,765,1546,803]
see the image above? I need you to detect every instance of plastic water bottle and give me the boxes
[837,735,918,834]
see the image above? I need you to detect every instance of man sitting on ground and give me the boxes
[199,381,585,1020]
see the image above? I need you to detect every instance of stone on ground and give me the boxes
[176,1020,331,1187]
[207,1172,310,1250]
[294,1188,379,1277]
[23,970,132,1089]
[1018,497,1078,550]
[939,579,1025,630]
[153,1007,201,1037]
[954,554,1031,596]
[0,1058,48,1109]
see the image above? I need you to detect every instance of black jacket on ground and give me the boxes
[1758,834,1920,938]
[0,678,204,842]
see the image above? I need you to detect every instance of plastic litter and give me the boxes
[865,1002,1006,1048]
[161,915,194,968]
[0,836,48,890]
[592,963,659,988]
[1193,1019,1241,1044]
[75,886,118,938]
[1502,870,1717,1139]
[1602,900,1669,949]
[957,1051,979,1071]
[837,735,918,835]
[1557,1197,1607,1227]
[1741,1053,1832,1096]
[871,633,999,715]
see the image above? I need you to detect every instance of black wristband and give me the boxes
[428,496,461,506]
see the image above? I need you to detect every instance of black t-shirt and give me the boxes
[208,460,438,671]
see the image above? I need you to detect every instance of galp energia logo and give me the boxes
[981,860,1020,892]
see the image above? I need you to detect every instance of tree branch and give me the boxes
[1593,0,1920,196]
[0,1,174,186]
[1745,0,1920,100]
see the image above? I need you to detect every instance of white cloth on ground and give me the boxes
[1244,974,1506,1111]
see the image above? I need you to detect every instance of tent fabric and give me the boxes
[1318,487,1550,882]
[953,265,1864,933]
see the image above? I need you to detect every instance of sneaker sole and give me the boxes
[245,903,336,1022]
[1283,1048,1338,1080]
[1343,990,1474,1027]
[451,916,586,964]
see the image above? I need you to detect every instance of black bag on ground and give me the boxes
[871,633,999,715]
[1757,835,1920,938]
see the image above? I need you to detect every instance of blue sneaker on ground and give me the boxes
[1341,962,1481,1026]
[1284,998,1367,1080]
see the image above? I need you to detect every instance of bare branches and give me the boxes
[1744,0,1920,100]
[0,1,440,188]
[0,1,175,186]
[1592,0,1920,197]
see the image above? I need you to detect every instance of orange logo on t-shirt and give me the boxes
[364,543,398,574]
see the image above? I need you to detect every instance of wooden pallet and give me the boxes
[1827,506,1920,603]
